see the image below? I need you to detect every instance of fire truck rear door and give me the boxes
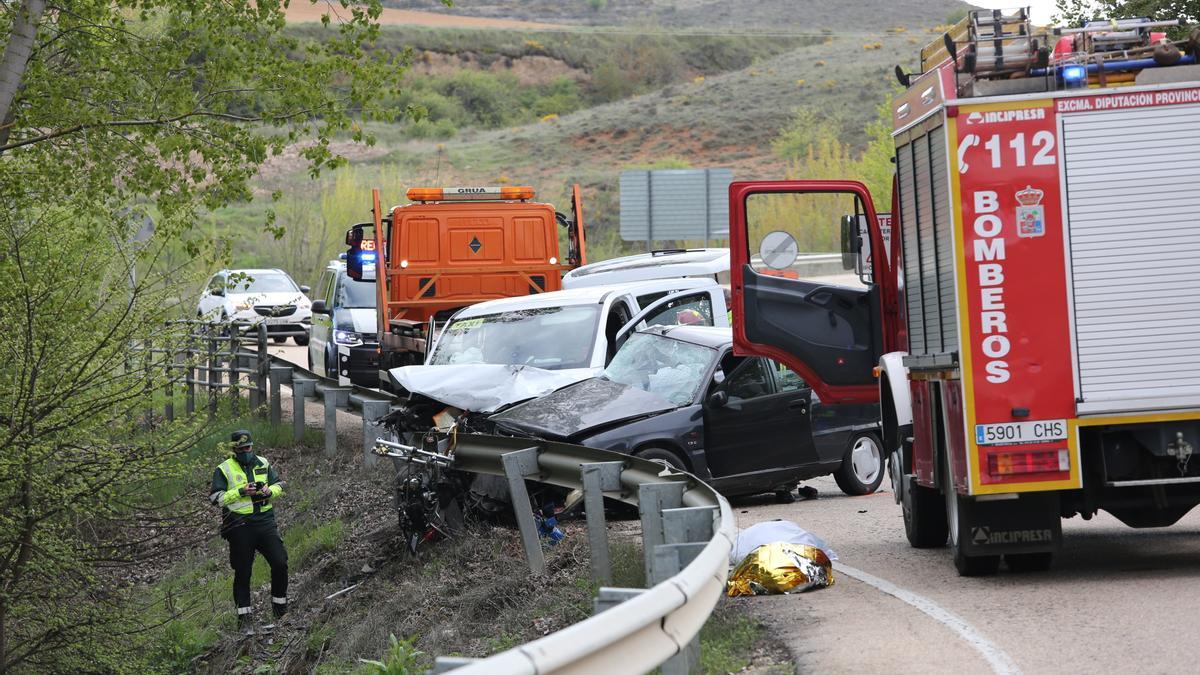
[729,180,887,405]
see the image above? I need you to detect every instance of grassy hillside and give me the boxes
[391,0,973,31]
[213,5,958,285]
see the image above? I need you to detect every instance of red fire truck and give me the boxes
[730,9,1200,574]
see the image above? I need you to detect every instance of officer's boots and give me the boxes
[238,611,255,635]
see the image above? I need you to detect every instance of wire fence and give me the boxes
[129,321,272,423]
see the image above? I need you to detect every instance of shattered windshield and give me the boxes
[603,332,715,406]
[428,305,601,370]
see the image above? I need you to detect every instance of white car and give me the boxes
[197,268,313,345]
[390,277,728,412]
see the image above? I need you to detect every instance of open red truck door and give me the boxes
[729,180,896,405]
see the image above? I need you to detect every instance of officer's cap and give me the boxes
[230,430,254,448]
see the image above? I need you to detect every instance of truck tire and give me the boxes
[946,454,1000,576]
[834,432,886,496]
[1005,552,1053,573]
[903,475,949,548]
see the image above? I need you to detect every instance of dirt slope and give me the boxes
[285,4,561,29]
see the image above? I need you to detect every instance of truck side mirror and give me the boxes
[311,300,330,315]
[840,214,860,271]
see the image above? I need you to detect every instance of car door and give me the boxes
[599,297,635,366]
[729,181,893,404]
[614,287,724,351]
[702,354,815,479]
[309,269,336,374]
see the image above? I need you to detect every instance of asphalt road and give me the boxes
[268,339,1200,672]
[269,342,309,370]
[734,475,1200,673]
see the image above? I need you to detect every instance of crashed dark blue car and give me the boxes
[490,325,884,499]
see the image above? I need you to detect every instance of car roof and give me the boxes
[451,277,717,319]
[562,248,729,288]
[642,324,733,349]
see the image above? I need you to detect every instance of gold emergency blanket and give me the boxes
[726,543,834,596]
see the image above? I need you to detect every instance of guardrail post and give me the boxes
[592,587,644,615]
[256,324,269,416]
[656,504,716,675]
[581,461,624,584]
[323,387,349,456]
[207,330,218,418]
[164,343,176,423]
[360,400,391,468]
[143,338,154,424]
[501,447,546,575]
[292,377,316,443]
[229,331,241,418]
[269,365,291,427]
[638,481,686,585]
[185,335,196,417]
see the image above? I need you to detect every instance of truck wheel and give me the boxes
[834,432,885,495]
[1005,552,1053,573]
[903,475,948,548]
[946,463,1000,576]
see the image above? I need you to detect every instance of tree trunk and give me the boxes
[0,0,46,148]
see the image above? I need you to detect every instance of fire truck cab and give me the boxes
[730,8,1200,575]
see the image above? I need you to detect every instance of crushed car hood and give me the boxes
[388,364,597,413]
[489,378,676,440]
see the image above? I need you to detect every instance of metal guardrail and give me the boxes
[256,355,736,673]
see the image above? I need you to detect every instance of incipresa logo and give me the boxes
[965,109,1046,125]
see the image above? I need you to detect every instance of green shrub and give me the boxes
[358,634,425,675]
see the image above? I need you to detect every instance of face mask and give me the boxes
[234,450,255,464]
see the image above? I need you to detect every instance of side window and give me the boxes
[745,192,872,289]
[772,360,808,392]
[318,271,335,303]
[644,293,714,328]
[636,291,669,308]
[724,359,773,401]
[207,274,225,293]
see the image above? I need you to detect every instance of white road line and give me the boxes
[834,562,1022,675]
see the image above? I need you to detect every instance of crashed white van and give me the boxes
[387,277,727,416]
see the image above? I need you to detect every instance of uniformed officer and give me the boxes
[209,430,288,633]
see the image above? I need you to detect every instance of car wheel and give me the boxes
[834,432,886,496]
[272,336,287,344]
[324,348,337,380]
[293,332,309,346]
[634,447,687,474]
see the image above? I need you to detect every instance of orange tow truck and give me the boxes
[345,185,587,387]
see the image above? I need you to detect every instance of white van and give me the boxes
[561,248,730,289]
[389,278,727,412]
